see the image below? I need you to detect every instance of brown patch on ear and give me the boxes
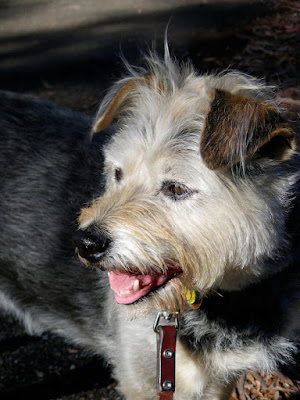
[201,89,295,170]
[93,74,155,133]
[93,80,137,133]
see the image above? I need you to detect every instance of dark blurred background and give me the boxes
[0,0,299,117]
[0,0,299,399]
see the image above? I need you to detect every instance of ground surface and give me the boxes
[0,0,299,399]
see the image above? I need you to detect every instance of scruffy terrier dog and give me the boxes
[0,52,299,400]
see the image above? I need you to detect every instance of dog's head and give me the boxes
[74,55,296,314]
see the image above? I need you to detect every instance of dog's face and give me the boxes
[75,57,295,313]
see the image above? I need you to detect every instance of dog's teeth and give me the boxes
[115,289,133,297]
[133,279,140,292]
[108,272,110,276]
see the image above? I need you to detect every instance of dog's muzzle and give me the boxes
[73,230,183,306]
[73,229,110,264]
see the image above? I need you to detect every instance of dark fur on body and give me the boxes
[0,91,113,349]
[0,86,299,399]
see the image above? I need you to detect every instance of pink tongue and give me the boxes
[108,270,176,305]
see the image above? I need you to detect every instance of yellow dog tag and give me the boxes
[184,288,202,309]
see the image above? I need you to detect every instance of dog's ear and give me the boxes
[200,89,295,170]
[93,76,151,133]
[93,80,137,133]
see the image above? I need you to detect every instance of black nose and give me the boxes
[73,229,110,263]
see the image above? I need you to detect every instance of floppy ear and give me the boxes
[93,80,137,133]
[93,75,152,133]
[200,89,295,170]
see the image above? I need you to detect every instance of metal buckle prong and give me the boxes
[153,311,180,333]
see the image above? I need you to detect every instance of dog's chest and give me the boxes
[175,339,207,397]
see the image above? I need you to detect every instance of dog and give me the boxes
[0,51,299,400]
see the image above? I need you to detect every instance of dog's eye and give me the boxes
[115,168,123,182]
[161,181,192,200]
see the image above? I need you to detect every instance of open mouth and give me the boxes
[108,268,182,305]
